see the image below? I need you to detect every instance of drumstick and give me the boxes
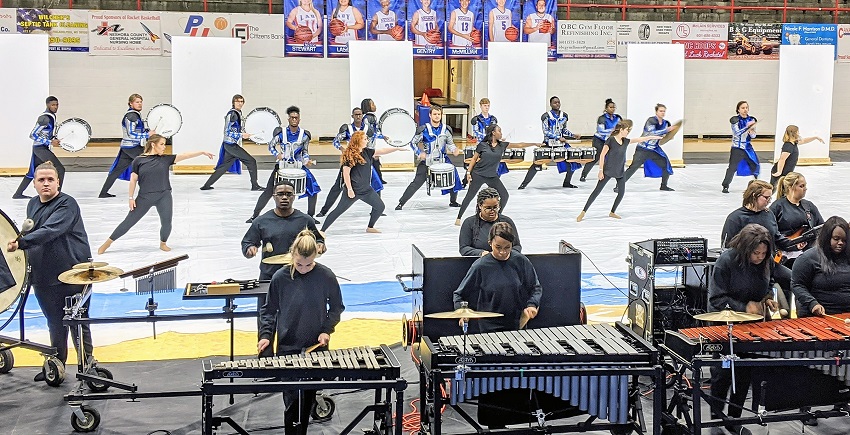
[519,311,530,329]
[823,313,850,324]
[264,242,274,253]
[305,343,322,353]
[15,219,34,242]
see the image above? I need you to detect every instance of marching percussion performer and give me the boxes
[257,229,344,435]
[7,162,95,379]
[620,103,676,191]
[580,98,622,182]
[721,101,759,193]
[242,180,325,357]
[13,96,65,199]
[770,125,824,189]
[200,95,262,192]
[98,135,213,254]
[99,94,154,198]
[396,105,462,210]
[468,98,506,183]
[361,98,387,183]
[248,106,320,223]
[321,131,401,233]
[791,216,850,317]
[577,120,661,221]
[518,96,581,190]
[706,224,777,431]
[770,172,823,269]
[317,107,382,218]
[458,187,521,255]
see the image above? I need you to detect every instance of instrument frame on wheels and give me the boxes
[145,103,183,138]
[378,108,417,147]
[244,107,281,145]
[55,118,92,153]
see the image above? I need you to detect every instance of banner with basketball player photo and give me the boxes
[521,0,556,60]
[88,11,162,55]
[366,0,405,41]
[482,0,518,58]
[284,0,325,57]
[17,8,89,52]
[446,0,482,59]
[408,0,445,58]
[327,0,368,57]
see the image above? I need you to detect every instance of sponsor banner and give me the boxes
[408,0,445,59]
[366,0,406,41]
[781,23,837,58]
[284,0,325,57]
[160,13,283,57]
[481,0,517,59]
[672,22,728,59]
[160,13,233,56]
[0,8,15,33]
[88,12,162,55]
[557,20,615,59]
[839,24,850,62]
[447,0,483,59]
[521,0,556,60]
[728,22,781,60]
[327,0,367,57]
[17,8,89,52]
[615,21,673,59]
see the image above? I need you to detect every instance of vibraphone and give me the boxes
[417,323,664,435]
[661,316,850,432]
[201,344,407,435]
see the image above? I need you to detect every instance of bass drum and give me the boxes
[245,107,281,145]
[378,108,417,148]
[146,103,183,138]
[55,118,92,153]
[0,209,28,315]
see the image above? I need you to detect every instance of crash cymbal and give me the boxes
[58,266,124,285]
[693,309,762,323]
[425,307,504,319]
[659,119,685,145]
[72,261,109,270]
[262,254,289,265]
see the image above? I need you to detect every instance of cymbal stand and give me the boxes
[721,321,739,394]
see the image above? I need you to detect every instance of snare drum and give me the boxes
[566,148,582,160]
[55,118,92,152]
[0,209,28,314]
[428,163,455,189]
[245,107,281,144]
[146,103,183,138]
[551,147,567,162]
[580,147,597,160]
[378,108,417,147]
[534,147,553,162]
[501,148,525,163]
[275,167,307,196]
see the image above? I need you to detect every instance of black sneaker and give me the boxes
[12,194,31,199]
[579,177,587,182]
[316,211,327,218]
[251,186,265,191]
[98,192,116,198]
[33,371,45,382]
[660,186,675,191]
[245,216,256,224]
[722,187,729,194]
[518,184,527,190]
[563,184,578,188]
[613,186,619,193]
[449,202,461,207]
[395,204,403,210]
[200,186,214,191]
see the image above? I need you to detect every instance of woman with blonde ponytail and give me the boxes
[770,172,824,268]
[257,229,344,435]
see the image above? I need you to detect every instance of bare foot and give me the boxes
[160,242,172,252]
[609,212,621,219]
[97,239,112,255]
[454,218,461,226]
[366,227,381,233]
[576,211,585,222]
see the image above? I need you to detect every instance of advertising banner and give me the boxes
[839,24,850,62]
[0,8,14,33]
[160,13,283,57]
[447,0,483,59]
[17,8,89,52]
[327,0,368,57]
[615,21,673,59]
[781,23,837,58]
[672,21,728,59]
[557,20,615,59]
[284,0,325,57]
[408,0,445,58]
[728,22,781,60]
[366,0,406,41]
[88,11,162,55]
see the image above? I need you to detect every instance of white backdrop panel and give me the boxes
[0,34,49,171]
[349,41,414,165]
[626,43,685,162]
[171,37,242,167]
[774,45,833,160]
[488,42,547,145]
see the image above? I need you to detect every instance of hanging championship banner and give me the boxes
[482,0,517,59]
[0,8,14,33]
[367,0,406,41]
[408,0,445,58]
[327,0,367,57]
[17,8,89,52]
[615,21,673,59]
[839,24,850,62]
[285,0,325,57]
[446,0,482,59]
[521,0,556,60]
[88,11,162,55]
[727,22,781,60]
[781,23,837,58]
[160,13,283,57]
[672,22,728,59]
[557,20,615,59]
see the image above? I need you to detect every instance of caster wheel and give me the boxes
[311,395,335,422]
[0,348,14,373]
[70,405,101,432]
[86,367,113,393]
[44,357,66,387]
[610,427,634,435]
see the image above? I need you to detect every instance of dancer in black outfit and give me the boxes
[361,98,387,183]
[580,98,622,182]
[577,120,660,221]
[100,94,154,198]
[200,94,262,191]
[770,125,824,189]
[458,187,522,256]
[13,96,65,199]
[98,135,213,254]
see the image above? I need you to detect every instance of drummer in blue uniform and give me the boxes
[247,106,320,223]
[395,105,463,210]
[580,98,622,182]
[721,100,760,194]
[518,96,581,190]
[620,103,676,191]
[13,96,65,199]
[467,98,507,185]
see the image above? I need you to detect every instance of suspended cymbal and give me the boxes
[693,309,762,323]
[425,307,504,319]
[58,266,124,285]
[72,261,109,270]
[262,254,289,265]
[659,119,685,145]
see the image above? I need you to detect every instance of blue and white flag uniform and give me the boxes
[638,117,673,178]
[109,108,148,181]
[216,109,244,175]
[730,115,760,177]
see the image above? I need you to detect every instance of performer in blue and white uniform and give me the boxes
[13,96,64,199]
[396,105,462,210]
[360,98,387,183]
[99,93,150,198]
[580,98,622,182]
[518,96,581,189]
[468,98,506,181]
[621,103,675,191]
[201,94,262,192]
[248,106,321,223]
[722,100,760,193]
